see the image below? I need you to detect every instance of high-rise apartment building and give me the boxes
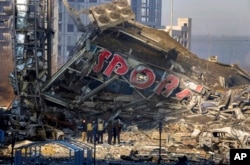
[129,0,162,28]
[58,0,112,65]
[58,0,163,64]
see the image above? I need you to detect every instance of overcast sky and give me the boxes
[162,0,250,36]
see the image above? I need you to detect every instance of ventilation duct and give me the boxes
[89,0,134,30]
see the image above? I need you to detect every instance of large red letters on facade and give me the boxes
[93,50,201,99]
[93,50,112,73]
[154,74,179,98]
[93,50,129,77]
[130,66,156,89]
[103,54,129,77]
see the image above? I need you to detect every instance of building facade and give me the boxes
[0,0,11,52]
[58,0,163,64]
[165,18,192,50]
[129,0,162,28]
[58,0,112,65]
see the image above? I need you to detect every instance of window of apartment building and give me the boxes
[77,0,85,2]
[142,0,147,4]
[29,5,35,13]
[149,16,155,22]
[59,13,62,22]
[67,24,74,32]
[59,24,62,32]
[67,45,74,51]
[58,46,61,55]
[0,34,4,40]
[59,2,63,11]
[141,8,146,16]
[183,41,187,48]
[141,17,148,22]
[155,0,161,5]
[184,23,187,27]
[89,0,97,3]
[67,46,74,55]
[183,32,187,38]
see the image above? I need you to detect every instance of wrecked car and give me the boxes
[199,126,250,153]
[26,124,64,141]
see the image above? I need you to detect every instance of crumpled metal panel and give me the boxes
[25,57,33,68]
[16,45,24,59]
[16,63,25,71]
[16,33,25,44]
[36,51,43,57]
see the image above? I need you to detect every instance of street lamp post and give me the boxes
[158,120,163,164]
[170,0,173,37]
[93,118,98,165]
[155,103,165,164]
[11,131,16,165]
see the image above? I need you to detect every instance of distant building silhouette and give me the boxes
[163,18,192,50]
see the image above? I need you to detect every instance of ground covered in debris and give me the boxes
[24,111,250,164]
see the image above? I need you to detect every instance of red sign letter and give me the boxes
[154,74,179,98]
[103,54,129,77]
[93,50,112,73]
[130,66,156,89]
[176,89,192,100]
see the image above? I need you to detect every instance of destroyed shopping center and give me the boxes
[1,0,250,164]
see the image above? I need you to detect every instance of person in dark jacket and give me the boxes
[81,119,87,142]
[114,119,122,144]
[107,121,113,145]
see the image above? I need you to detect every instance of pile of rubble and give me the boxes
[76,114,250,164]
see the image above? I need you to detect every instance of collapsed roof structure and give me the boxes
[5,0,250,158]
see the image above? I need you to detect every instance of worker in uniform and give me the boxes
[87,120,93,143]
[81,119,87,142]
[97,119,104,144]
[106,121,113,145]
[114,119,122,144]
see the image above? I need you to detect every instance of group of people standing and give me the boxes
[81,118,123,145]
[106,119,122,145]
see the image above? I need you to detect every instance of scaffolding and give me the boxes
[11,0,53,113]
